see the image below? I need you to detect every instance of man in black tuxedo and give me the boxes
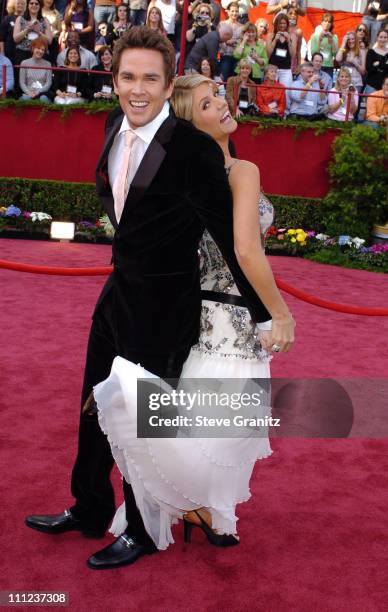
[25,27,271,570]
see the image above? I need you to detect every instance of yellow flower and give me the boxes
[296,233,306,242]
[287,229,296,235]
[291,237,297,243]
[296,228,304,233]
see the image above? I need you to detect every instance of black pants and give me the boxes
[70,290,190,544]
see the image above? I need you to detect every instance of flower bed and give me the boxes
[0,206,114,243]
[265,226,388,273]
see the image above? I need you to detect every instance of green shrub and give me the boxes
[0,177,324,226]
[305,247,388,274]
[0,178,102,222]
[268,195,324,229]
[322,126,388,239]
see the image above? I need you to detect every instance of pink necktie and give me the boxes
[113,130,137,223]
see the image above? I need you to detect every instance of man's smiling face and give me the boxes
[113,48,174,129]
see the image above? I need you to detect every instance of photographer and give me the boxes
[234,22,268,84]
[327,66,358,121]
[185,21,233,72]
[266,13,296,88]
[189,0,220,26]
[288,61,327,120]
[186,3,215,44]
[336,30,366,92]
[311,51,331,112]
[309,12,338,78]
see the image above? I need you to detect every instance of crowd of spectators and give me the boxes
[0,0,387,125]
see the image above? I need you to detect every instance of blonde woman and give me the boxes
[327,66,359,121]
[225,57,256,115]
[94,74,294,551]
[255,17,269,42]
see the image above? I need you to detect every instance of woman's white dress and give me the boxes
[94,192,274,550]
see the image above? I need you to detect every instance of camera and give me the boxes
[246,103,260,117]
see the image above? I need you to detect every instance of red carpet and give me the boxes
[1,238,388,612]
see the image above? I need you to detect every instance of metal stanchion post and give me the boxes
[344,89,352,122]
[177,0,189,76]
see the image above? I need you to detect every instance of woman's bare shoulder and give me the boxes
[228,159,260,181]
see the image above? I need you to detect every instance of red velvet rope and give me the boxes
[0,259,387,316]
[0,260,112,276]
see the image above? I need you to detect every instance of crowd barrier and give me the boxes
[1,63,112,99]
[2,62,386,126]
[0,258,387,316]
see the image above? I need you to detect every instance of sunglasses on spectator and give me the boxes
[357,28,366,32]
[200,11,210,15]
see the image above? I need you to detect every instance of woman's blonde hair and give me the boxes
[192,2,214,21]
[238,58,252,70]
[171,74,216,121]
[335,66,352,91]
[6,0,16,14]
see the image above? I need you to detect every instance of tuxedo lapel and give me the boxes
[96,113,123,229]
[118,112,177,227]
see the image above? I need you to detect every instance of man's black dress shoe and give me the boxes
[25,509,105,538]
[87,534,157,570]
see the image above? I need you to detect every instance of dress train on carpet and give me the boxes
[95,356,271,550]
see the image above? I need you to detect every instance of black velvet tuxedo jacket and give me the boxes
[95,107,270,357]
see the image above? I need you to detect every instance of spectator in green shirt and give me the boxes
[309,12,338,78]
[233,22,268,83]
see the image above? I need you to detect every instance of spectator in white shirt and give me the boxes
[288,61,327,119]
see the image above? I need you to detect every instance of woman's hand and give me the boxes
[268,313,295,353]
[257,329,272,351]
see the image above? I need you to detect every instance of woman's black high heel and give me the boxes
[183,510,239,547]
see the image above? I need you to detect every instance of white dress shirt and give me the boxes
[108,101,170,223]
